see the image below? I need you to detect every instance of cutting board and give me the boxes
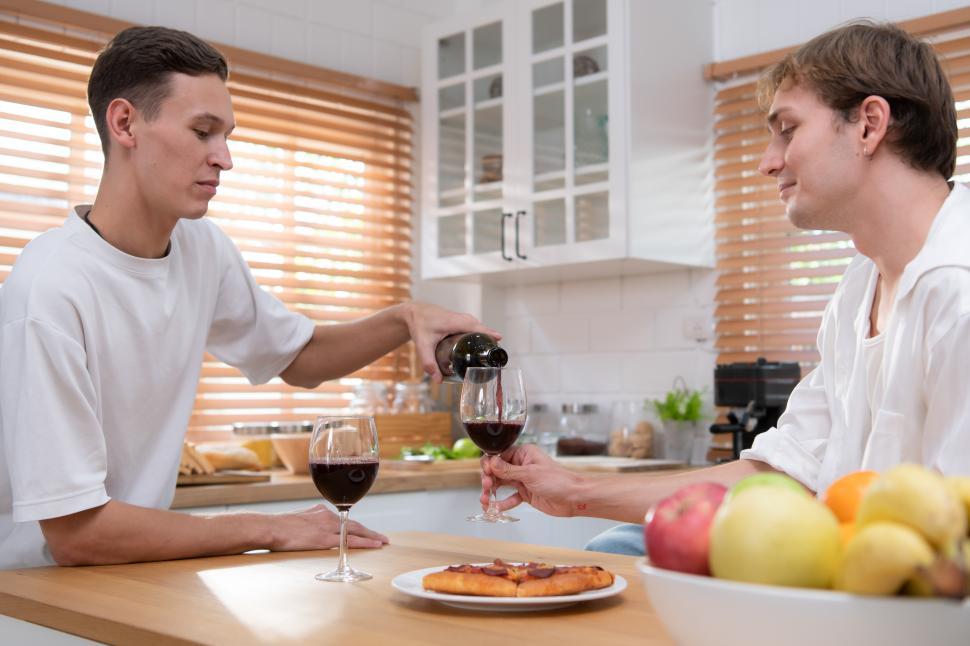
[553,456,686,473]
[381,458,481,472]
[176,471,271,486]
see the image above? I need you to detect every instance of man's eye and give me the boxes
[194,129,210,139]
[780,126,795,140]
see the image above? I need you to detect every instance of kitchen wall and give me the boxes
[714,0,970,59]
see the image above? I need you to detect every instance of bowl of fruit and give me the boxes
[638,466,970,646]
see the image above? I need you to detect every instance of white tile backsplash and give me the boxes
[530,315,589,354]
[495,270,716,407]
[589,314,654,353]
[560,278,621,313]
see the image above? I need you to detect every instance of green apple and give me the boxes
[728,472,808,501]
[709,486,841,588]
[452,437,482,459]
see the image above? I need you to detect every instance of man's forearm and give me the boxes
[572,459,777,524]
[41,500,275,566]
[280,303,411,388]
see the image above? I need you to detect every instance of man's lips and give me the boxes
[196,180,219,195]
[778,181,796,197]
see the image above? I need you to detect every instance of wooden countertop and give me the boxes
[0,531,673,645]
[171,458,685,509]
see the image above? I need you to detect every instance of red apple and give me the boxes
[645,482,728,575]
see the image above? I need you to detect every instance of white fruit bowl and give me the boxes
[637,558,970,646]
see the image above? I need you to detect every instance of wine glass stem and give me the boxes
[336,509,350,574]
[486,481,499,516]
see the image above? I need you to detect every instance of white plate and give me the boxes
[637,559,970,646]
[391,564,627,612]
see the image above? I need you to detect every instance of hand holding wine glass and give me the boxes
[309,416,380,582]
[460,367,527,523]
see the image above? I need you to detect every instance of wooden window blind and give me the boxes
[709,8,970,369]
[0,5,416,438]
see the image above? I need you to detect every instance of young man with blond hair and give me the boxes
[481,21,970,555]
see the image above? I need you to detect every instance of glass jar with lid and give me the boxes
[607,400,656,458]
[391,381,434,414]
[557,403,607,456]
[349,382,389,415]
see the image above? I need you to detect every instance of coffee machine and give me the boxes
[709,357,801,460]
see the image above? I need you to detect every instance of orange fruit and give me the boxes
[823,470,879,523]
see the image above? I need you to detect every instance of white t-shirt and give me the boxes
[742,183,970,494]
[0,206,315,568]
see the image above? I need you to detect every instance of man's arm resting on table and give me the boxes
[39,499,387,566]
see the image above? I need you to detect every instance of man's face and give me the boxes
[758,81,863,232]
[128,73,234,222]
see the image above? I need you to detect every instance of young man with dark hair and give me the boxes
[479,21,970,555]
[0,26,498,568]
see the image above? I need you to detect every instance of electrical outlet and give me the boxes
[682,317,711,342]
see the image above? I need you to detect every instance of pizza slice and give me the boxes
[422,559,615,598]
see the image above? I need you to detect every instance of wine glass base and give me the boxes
[315,568,372,583]
[466,511,519,523]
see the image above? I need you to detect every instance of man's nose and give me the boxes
[758,142,782,177]
[211,141,233,171]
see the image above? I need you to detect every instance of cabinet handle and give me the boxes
[514,210,527,260]
[501,212,513,261]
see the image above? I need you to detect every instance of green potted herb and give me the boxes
[653,381,708,464]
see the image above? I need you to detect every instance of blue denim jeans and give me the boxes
[583,523,646,556]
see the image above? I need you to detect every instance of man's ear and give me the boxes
[858,95,891,156]
[104,98,138,151]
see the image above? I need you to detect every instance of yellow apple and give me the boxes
[709,486,841,588]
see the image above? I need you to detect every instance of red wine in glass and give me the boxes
[310,458,379,510]
[460,367,527,523]
[462,421,524,455]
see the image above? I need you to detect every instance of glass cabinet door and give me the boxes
[527,0,612,253]
[431,18,509,268]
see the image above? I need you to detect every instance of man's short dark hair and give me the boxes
[88,26,228,158]
[758,21,957,179]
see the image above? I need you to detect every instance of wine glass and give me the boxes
[460,367,527,523]
[309,415,380,582]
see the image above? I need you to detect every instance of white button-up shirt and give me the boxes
[742,183,970,495]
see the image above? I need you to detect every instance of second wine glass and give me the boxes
[309,415,379,582]
[460,367,527,523]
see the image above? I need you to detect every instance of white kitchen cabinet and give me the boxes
[420,0,714,282]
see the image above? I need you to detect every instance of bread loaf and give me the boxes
[196,444,262,471]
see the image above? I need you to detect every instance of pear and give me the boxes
[709,487,841,589]
[838,522,935,595]
[855,464,966,548]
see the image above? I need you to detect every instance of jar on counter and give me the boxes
[349,382,389,415]
[519,403,552,448]
[608,400,656,458]
[557,403,607,456]
[391,381,434,414]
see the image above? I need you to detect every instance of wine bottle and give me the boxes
[435,332,508,382]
